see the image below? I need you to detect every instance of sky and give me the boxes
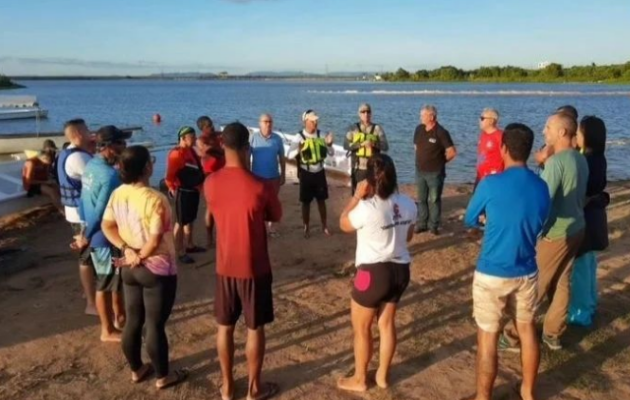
[1,0,629,76]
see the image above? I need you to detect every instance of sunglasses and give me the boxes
[360,110,371,114]
[479,116,496,121]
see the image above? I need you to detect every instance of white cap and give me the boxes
[302,110,319,122]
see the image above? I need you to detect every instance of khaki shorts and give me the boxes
[472,271,538,333]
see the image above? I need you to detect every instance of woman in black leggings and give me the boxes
[102,145,187,390]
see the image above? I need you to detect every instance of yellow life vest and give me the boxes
[299,131,328,165]
[351,123,379,158]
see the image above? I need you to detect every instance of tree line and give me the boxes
[381,62,630,83]
[0,74,24,89]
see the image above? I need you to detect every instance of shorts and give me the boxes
[299,169,328,204]
[175,188,200,225]
[472,271,538,333]
[91,247,122,292]
[69,223,94,267]
[26,185,42,197]
[352,262,410,309]
[263,177,282,195]
[215,274,274,329]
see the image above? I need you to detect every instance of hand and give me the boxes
[70,236,89,251]
[361,140,373,148]
[168,189,176,199]
[119,247,142,268]
[325,132,334,146]
[478,215,487,225]
[354,180,370,200]
[279,175,286,186]
[535,146,554,165]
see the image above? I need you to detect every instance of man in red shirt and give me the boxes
[476,108,504,187]
[205,122,282,400]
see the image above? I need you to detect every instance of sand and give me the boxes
[1,175,630,400]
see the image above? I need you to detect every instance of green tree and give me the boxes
[394,68,411,80]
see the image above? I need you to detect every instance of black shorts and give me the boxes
[70,223,94,267]
[215,274,274,329]
[175,188,200,225]
[299,169,328,204]
[352,262,410,309]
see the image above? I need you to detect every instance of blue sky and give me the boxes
[1,0,629,75]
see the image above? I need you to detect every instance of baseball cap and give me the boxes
[177,126,196,139]
[302,109,319,122]
[95,125,132,145]
[358,103,371,113]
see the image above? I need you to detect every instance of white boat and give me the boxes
[0,126,143,155]
[0,96,49,121]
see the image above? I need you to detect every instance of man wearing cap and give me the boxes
[344,103,389,194]
[250,113,286,237]
[76,125,129,342]
[287,110,334,238]
[413,105,457,236]
[57,118,97,315]
[165,126,206,264]
[476,108,504,187]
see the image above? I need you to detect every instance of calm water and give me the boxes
[2,80,630,183]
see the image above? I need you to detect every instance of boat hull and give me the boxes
[0,108,49,121]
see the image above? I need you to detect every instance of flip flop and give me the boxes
[247,382,279,400]
[132,364,154,384]
[156,369,189,390]
[186,246,206,254]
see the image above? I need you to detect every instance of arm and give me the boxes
[407,225,415,242]
[339,196,362,233]
[85,178,119,241]
[440,129,457,163]
[286,138,301,160]
[445,146,457,162]
[375,125,389,152]
[464,181,489,228]
[164,150,181,194]
[344,129,361,152]
[540,157,561,199]
[340,181,369,233]
[277,137,286,184]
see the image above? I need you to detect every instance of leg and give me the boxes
[317,200,330,236]
[113,289,126,329]
[376,302,397,388]
[415,171,429,231]
[96,291,121,342]
[246,327,267,399]
[79,259,97,315]
[337,300,376,392]
[516,321,539,400]
[217,324,236,399]
[426,173,445,231]
[173,222,184,255]
[474,329,500,400]
[121,269,146,377]
[183,223,194,249]
[206,209,215,247]
[301,202,311,238]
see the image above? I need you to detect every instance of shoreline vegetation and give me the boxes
[0,74,24,89]
[5,61,630,84]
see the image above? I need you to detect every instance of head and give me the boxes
[358,103,372,125]
[196,116,214,136]
[177,126,196,148]
[555,105,578,121]
[259,113,273,136]
[302,110,319,133]
[543,113,577,149]
[577,116,606,154]
[119,145,154,184]
[42,139,57,153]
[39,150,54,165]
[95,125,131,165]
[221,122,251,166]
[63,118,90,148]
[420,105,437,126]
[500,123,535,165]
[479,108,499,132]
[366,154,398,200]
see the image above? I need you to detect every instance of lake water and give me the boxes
[2,80,629,183]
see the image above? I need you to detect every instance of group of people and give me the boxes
[28,100,608,400]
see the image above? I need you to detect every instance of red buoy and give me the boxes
[153,114,162,124]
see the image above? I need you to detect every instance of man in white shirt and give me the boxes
[286,110,334,238]
[57,118,96,315]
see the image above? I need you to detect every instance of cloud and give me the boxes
[0,57,235,71]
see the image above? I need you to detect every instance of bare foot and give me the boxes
[323,227,332,236]
[375,368,389,389]
[303,226,310,239]
[519,384,535,400]
[131,364,154,383]
[337,376,368,392]
[247,382,279,400]
[114,315,126,330]
[100,330,122,343]
[85,304,98,316]
[219,383,234,400]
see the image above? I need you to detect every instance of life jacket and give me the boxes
[57,147,92,208]
[22,157,50,191]
[298,130,328,166]
[351,123,379,158]
[172,147,205,189]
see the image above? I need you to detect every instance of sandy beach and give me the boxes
[1,172,630,400]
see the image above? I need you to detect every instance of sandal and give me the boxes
[247,382,279,400]
[156,368,189,390]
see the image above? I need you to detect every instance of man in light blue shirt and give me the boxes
[250,113,286,236]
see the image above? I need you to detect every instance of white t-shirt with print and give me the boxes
[348,193,417,266]
[64,146,92,223]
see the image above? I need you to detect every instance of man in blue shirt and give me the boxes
[250,113,286,237]
[464,123,550,400]
[77,125,130,343]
